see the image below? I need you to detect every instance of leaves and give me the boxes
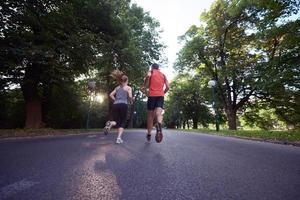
[175,0,300,129]
[164,74,214,129]
[0,0,164,128]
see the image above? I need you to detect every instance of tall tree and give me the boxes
[175,0,299,130]
[1,0,103,128]
[0,0,164,128]
[94,3,165,122]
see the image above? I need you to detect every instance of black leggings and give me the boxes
[112,103,128,128]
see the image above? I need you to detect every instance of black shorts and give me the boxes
[112,103,128,128]
[147,96,164,110]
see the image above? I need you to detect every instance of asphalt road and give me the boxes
[0,129,299,200]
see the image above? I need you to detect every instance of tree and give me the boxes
[165,74,213,129]
[1,0,107,128]
[175,0,300,130]
[257,16,300,129]
[0,0,164,129]
[240,101,286,130]
[94,3,165,122]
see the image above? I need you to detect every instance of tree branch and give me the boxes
[236,90,254,110]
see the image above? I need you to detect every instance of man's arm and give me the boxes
[141,71,151,91]
[164,76,170,94]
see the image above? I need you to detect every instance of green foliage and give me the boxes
[240,102,286,130]
[94,2,165,90]
[132,99,147,128]
[0,0,164,129]
[45,83,87,129]
[0,89,25,128]
[175,0,300,130]
[164,74,214,129]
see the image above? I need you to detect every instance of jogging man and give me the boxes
[142,63,170,143]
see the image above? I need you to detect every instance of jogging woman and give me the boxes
[104,70,133,144]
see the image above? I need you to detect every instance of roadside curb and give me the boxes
[230,135,300,147]
[177,130,300,147]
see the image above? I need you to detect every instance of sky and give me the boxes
[132,0,215,79]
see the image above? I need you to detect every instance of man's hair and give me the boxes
[151,63,159,69]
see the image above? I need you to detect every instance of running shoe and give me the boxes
[146,134,151,142]
[155,123,163,143]
[116,138,123,144]
[103,121,111,135]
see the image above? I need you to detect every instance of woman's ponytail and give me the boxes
[111,69,127,83]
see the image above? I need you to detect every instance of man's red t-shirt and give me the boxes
[148,69,165,97]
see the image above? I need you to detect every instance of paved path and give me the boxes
[0,129,299,200]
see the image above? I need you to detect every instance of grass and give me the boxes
[180,128,300,143]
[0,128,102,139]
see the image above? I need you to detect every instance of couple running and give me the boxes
[104,63,170,144]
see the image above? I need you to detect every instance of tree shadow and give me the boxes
[93,142,172,200]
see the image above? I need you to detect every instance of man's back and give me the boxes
[148,69,165,97]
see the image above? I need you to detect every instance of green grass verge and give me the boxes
[180,129,300,142]
[0,128,102,139]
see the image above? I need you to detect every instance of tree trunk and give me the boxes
[42,82,53,127]
[21,65,43,129]
[192,118,198,129]
[226,108,237,130]
[24,98,43,128]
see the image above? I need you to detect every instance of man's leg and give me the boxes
[155,107,163,125]
[147,110,154,135]
[154,107,163,143]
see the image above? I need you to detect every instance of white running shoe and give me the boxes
[104,121,111,135]
[116,138,123,144]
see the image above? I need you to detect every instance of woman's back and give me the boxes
[114,86,128,104]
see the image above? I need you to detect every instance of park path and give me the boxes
[0,129,300,200]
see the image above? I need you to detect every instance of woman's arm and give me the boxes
[109,86,118,101]
[127,86,133,104]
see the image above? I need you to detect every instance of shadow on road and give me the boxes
[93,141,174,199]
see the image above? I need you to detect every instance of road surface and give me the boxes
[0,129,299,200]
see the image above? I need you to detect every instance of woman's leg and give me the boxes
[117,127,124,139]
[109,121,117,129]
[116,104,127,142]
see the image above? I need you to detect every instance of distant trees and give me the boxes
[164,74,214,129]
[175,0,300,130]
